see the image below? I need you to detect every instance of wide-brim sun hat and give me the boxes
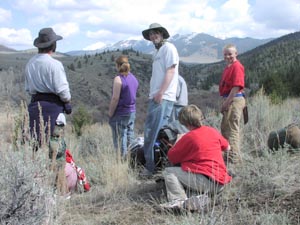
[142,23,170,41]
[33,27,62,48]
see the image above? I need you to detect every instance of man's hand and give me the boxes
[64,103,72,114]
[153,91,163,103]
[221,101,230,113]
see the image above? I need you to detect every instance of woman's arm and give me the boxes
[108,76,122,117]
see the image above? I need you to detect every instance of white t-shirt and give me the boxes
[149,42,179,101]
[25,54,71,102]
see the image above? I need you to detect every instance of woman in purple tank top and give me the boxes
[108,55,139,159]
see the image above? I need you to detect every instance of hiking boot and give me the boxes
[159,199,185,210]
[183,194,210,211]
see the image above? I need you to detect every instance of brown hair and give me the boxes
[38,42,57,53]
[179,104,204,128]
[115,55,130,74]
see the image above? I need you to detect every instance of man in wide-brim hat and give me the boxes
[25,27,71,150]
[139,23,180,177]
[25,27,73,194]
[33,27,62,48]
[142,23,170,41]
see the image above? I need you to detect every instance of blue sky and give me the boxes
[0,0,299,53]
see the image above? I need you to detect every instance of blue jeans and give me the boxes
[169,105,184,123]
[109,112,136,157]
[144,99,174,172]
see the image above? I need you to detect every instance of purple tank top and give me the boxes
[115,72,139,116]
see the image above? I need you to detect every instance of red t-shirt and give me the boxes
[167,126,232,185]
[219,60,245,96]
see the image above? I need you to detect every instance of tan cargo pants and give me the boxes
[221,96,245,164]
[162,167,223,202]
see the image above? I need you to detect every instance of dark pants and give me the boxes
[28,100,64,145]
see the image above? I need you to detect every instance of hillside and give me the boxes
[198,31,300,99]
[0,44,17,52]
[0,31,299,131]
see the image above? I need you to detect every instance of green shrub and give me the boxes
[72,105,92,136]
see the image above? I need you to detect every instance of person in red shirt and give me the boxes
[219,44,246,164]
[160,105,231,210]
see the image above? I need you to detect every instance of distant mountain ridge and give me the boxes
[0,33,273,63]
[66,32,273,63]
[0,45,17,52]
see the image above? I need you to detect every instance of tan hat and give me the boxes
[34,27,62,48]
[142,23,170,41]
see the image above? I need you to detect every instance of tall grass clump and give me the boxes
[0,105,58,225]
[77,123,135,191]
[0,148,59,225]
[56,123,147,225]
[241,88,296,157]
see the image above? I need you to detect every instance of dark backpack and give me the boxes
[128,120,188,170]
[157,120,188,145]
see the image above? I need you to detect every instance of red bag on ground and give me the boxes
[65,149,90,192]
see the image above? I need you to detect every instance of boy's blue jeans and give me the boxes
[143,99,174,172]
[109,112,136,157]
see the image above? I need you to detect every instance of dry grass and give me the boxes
[1,90,300,225]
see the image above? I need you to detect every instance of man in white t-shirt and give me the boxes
[140,23,179,176]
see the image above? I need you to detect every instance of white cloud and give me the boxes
[86,30,113,39]
[86,15,103,25]
[201,7,217,21]
[1,0,299,51]
[50,0,110,10]
[72,11,104,25]
[51,0,77,7]
[220,0,250,21]
[52,23,80,38]
[14,0,49,14]
[0,8,12,23]
[0,28,32,48]
[252,0,300,30]
[83,41,106,50]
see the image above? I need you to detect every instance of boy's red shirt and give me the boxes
[167,126,232,185]
[219,60,245,96]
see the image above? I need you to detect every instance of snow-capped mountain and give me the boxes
[67,33,273,63]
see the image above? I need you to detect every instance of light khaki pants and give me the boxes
[162,167,223,202]
[221,97,245,164]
